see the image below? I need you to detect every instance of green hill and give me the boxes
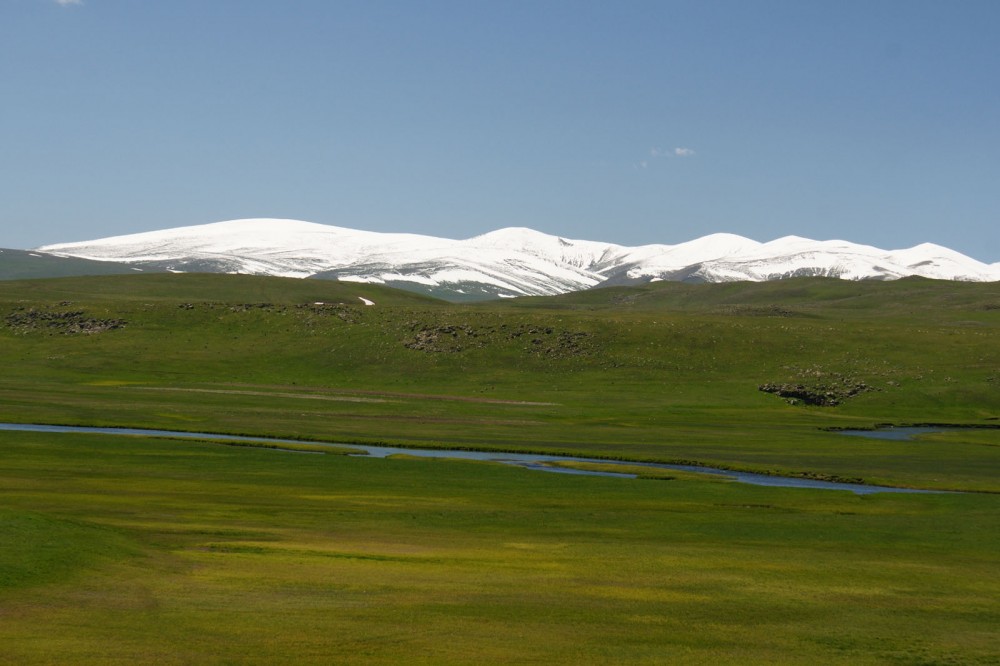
[0,248,159,280]
[0,272,997,491]
[0,272,444,306]
[1,272,999,664]
[504,275,1000,316]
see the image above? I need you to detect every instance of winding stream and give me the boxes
[0,422,943,495]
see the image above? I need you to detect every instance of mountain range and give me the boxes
[30,218,1000,301]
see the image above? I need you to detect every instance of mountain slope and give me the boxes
[0,248,162,281]
[37,218,1000,300]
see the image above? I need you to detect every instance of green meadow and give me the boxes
[1,273,998,663]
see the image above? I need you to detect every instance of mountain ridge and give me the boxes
[36,218,1000,301]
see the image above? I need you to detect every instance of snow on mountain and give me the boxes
[884,243,1000,281]
[40,219,609,297]
[693,236,899,282]
[692,236,1000,283]
[466,227,625,269]
[41,219,454,278]
[37,218,1000,300]
[609,233,765,280]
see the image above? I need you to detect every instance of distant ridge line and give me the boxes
[33,218,1000,301]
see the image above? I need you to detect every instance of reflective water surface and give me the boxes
[0,422,945,494]
[836,427,953,441]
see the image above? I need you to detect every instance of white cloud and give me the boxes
[55,0,83,6]
[647,146,697,163]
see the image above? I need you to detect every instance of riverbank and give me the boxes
[1,427,997,664]
[0,422,953,494]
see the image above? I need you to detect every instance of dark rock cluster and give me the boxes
[527,330,592,358]
[403,324,487,353]
[228,302,283,312]
[5,307,126,335]
[294,303,359,323]
[402,321,592,357]
[716,305,804,317]
[758,379,876,406]
[174,301,361,323]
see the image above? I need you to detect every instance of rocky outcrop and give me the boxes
[5,306,126,335]
[758,379,876,406]
[402,321,592,358]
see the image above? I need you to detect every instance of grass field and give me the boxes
[1,273,998,662]
[2,430,998,664]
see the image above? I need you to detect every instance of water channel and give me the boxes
[836,426,952,441]
[0,422,948,495]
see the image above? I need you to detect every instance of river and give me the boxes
[0,422,944,495]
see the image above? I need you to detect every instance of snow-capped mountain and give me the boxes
[37,219,1000,300]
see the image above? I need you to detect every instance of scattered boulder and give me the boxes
[403,324,484,353]
[228,303,284,313]
[402,321,593,357]
[295,302,359,322]
[5,307,126,335]
[758,379,876,406]
[715,305,804,317]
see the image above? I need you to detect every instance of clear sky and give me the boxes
[2,0,998,262]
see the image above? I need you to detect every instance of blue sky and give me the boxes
[2,1,998,261]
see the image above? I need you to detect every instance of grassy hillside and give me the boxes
[0,273,997,491]
[504,274,1000,316]
[0,271,442,305]
[0,248,158,280]
[1,273,998,663]
[0,429,996,665]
